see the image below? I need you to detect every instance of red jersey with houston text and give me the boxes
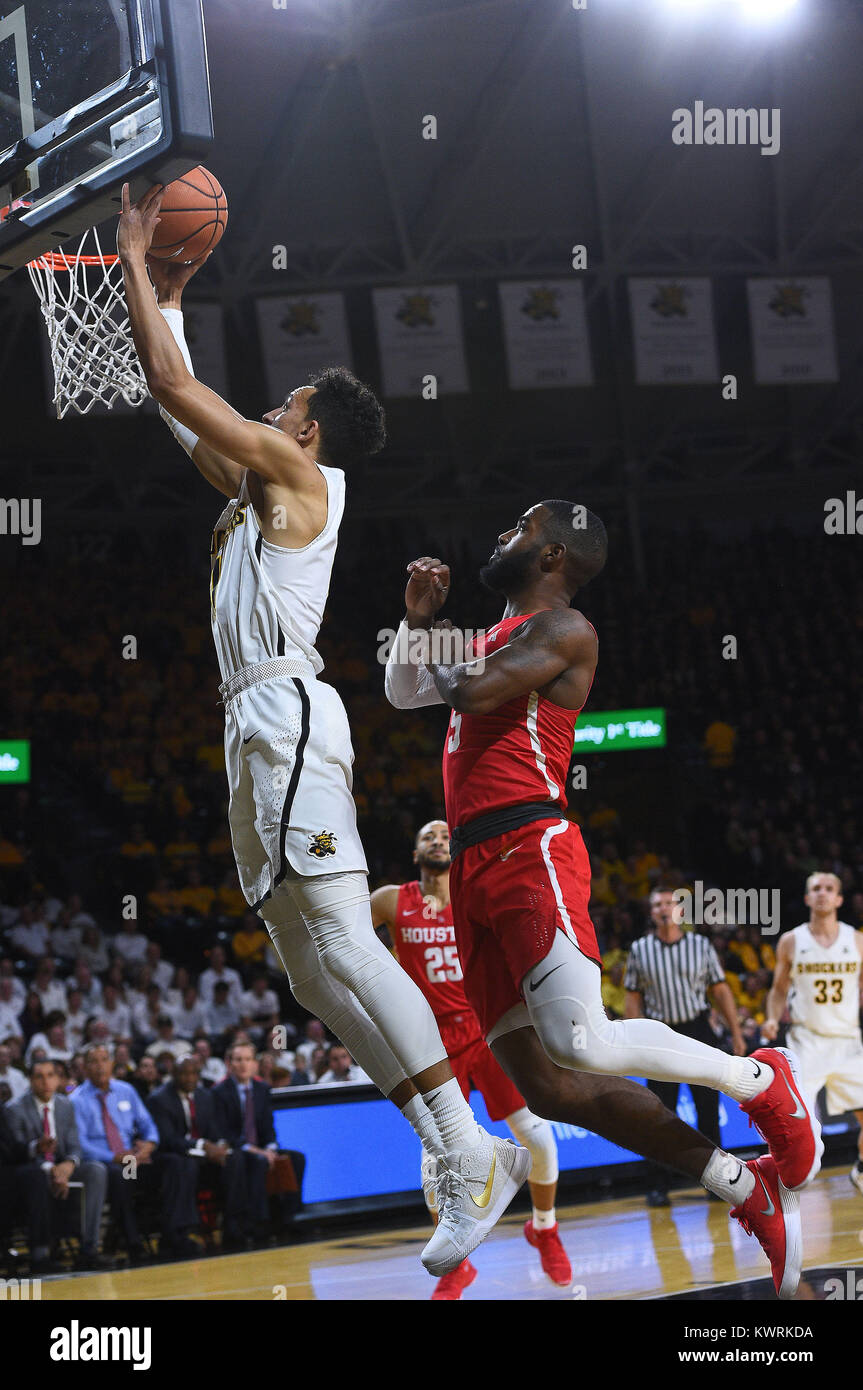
[442,612,595,827]
[391,880,469,1019]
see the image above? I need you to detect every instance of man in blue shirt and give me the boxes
[73,1042,199,1261]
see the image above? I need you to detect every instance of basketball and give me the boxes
[146,166,228,263]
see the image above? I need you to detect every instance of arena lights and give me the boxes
[661,0,802,19]
[737,0,801,20]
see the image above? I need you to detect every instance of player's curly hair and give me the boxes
[305,366,386,470]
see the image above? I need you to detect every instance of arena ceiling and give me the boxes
[198,0,863,291]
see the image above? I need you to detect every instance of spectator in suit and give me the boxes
[212,1040,276,1244]
[213,1041,305,1244]
[0,1101,55,1273]
[7,1059,110,1269]
[147,1054,246,1250]
[72,1042,188,1263]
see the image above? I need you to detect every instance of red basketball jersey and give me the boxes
[442,611,595,827]
[391,880,469,1019]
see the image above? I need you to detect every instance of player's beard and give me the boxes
[479,542,543,595]
[417,852,450,872]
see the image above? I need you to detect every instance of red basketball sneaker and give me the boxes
[739,1047,823,1190]
[430,1258,477,1300]
[524,1220,573,1287]
[730,1155,802,1300]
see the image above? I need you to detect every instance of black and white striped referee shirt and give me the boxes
[623,931,726,1024]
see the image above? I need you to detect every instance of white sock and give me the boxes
[701,1149,755,1205]
[421,1078,483,1153]
[532,1207,556,1231]
[725,1055,775,1103]
[401,1093,446,1157]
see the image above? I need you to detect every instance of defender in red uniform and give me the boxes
[383,498,823,1299]
[372,819,572,1298]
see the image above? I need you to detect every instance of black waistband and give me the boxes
[449,801,564,859]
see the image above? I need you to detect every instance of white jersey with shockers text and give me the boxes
[209,465,345,682]
[786,922,862,1038]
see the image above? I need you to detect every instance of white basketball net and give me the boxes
[28,226,150,417]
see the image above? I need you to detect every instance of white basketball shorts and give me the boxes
[788,1026,863,1115]
[220,660,368,911]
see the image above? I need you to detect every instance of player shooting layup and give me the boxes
[117,185,530,1276]
[762,872,863,1197]
[372,819,573,1299]
[384,500,826,1297]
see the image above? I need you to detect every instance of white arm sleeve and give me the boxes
[157,307,200,458]
[384,621,446,709]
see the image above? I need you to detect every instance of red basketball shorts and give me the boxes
[448,816,601,1038]
[438,1012,525,1122]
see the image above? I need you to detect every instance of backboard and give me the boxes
[0,0,213,280]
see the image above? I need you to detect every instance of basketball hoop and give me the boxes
[27,226,150,418]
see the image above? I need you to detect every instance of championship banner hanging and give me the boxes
[746,277,838,384]
[628,278,719,385]
[255,292,354,406]
[372,285,468,398]
[498,279,593,389]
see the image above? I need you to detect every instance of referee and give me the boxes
[624,885,746,1207]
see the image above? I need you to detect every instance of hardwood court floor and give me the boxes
[42,1164,863,1302]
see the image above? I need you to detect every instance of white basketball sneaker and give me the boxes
[421,1151,439,1215]
[421,1131,531,1276]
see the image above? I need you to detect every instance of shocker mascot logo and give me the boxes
[307,830,338,859]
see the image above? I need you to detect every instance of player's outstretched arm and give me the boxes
[761,933,793,1041]
[427,608,597,715]
[148,253,246,497]
[118,185,318,491]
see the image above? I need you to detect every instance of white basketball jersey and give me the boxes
[209,465,345,682]
[787,922,861,1038]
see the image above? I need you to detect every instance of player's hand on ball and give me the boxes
[147,248,213,302]
[405,557,450,624]
[117,181,164,261]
